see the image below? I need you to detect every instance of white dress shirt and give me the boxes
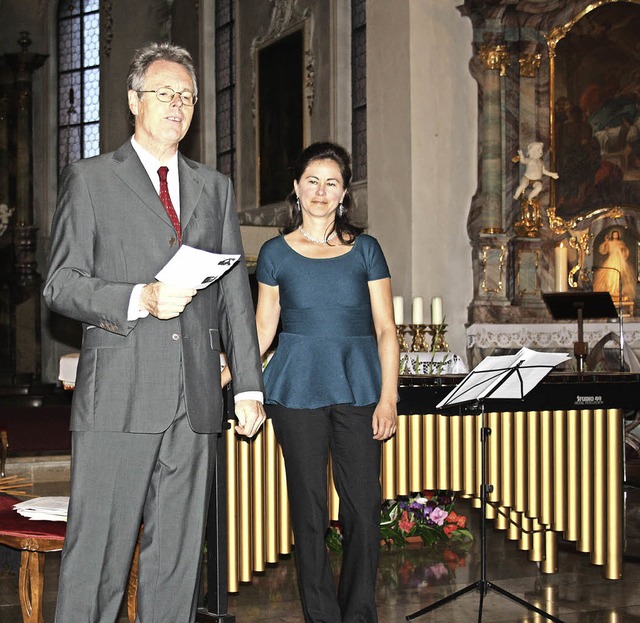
[127,137,263,405]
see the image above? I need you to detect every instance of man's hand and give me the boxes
[140,282,196,319]
[234,400,266,437]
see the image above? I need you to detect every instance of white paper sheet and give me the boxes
[436,347,570,409]
[155,245,241,289]
[13,496,69,521]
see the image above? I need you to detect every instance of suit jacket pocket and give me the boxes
[83,328,131,349]
[209,328,221,351]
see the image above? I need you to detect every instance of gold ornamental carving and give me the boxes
[481,244,506,293]
[515,197,544,238]
[546,205,624,288]
[479,44,510,76]
[518,53,542,78]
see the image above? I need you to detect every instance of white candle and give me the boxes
[412,297,424,324]
[554,243,568,292]
[393,296,404,325]
[431,296,443,325]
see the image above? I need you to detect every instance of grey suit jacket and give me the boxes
[44,140,263,434]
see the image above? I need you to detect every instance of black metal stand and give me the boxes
[196,391,236,622]
[406,404,565,622]
[542,291,618,374]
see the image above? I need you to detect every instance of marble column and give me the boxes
[479,44,509,234]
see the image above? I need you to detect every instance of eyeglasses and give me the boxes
[137,87,197,106]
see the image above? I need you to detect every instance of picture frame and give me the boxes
[256,29,304,207]
[548,0,640,221]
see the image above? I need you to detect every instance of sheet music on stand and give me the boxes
[436,347,570,410]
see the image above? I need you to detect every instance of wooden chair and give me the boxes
[0,432,139,623]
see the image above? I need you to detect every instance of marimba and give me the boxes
[221,372,638,591]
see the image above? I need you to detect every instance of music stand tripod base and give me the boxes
[406,402,565,623]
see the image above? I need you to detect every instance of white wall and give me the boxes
[368,0,477,357]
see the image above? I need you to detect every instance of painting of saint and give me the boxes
[551,2,640,219]
[592,227,637,304]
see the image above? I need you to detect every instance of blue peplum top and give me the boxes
[256,234,391,409]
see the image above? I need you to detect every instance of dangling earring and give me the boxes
[337,202,344,217]
[296,197,301,212]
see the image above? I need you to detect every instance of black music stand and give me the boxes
[406,348,569,623]
[542,292,618,373]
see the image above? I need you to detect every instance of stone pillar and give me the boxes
[5,32,47,385]
[0,65,9,213]
[6,32,47,229]
[479,44,508,234]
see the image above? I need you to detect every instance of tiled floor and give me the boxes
[2,488,640,622]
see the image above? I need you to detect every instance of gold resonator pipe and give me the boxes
[224,407,623,590]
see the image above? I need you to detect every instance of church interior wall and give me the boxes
[10,0,640,381]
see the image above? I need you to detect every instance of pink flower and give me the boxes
[430,507,449,526]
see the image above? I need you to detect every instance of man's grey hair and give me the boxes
[127,42,198,96]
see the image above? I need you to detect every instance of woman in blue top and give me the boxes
[255,142,399,623]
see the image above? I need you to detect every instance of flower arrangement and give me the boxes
[326,490,473,552]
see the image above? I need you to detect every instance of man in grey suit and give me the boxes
[44,42,265,622]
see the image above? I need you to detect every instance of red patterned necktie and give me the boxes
[157,166,181,244]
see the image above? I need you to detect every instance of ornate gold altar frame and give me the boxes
[546,0,640,218]
[545,1,640,291]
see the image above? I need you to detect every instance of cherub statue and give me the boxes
[513,141,559,200]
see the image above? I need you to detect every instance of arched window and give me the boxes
[57,0,100,173]
[215,0,236,184]
[351,0,367,182]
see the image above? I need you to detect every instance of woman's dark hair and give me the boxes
[281,142,364,243]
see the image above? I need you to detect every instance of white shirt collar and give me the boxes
[130,136,181,215]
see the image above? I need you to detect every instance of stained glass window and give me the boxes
[352,0,367,181]
[216,0,236,184]
[58,0,100,173]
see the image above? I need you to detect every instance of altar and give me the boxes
[466,321,640,370]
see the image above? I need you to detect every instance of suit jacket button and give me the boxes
[172,333,180,341]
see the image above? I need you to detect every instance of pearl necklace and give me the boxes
[299,225,338,244]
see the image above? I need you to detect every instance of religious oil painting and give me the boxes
[591,226,637,307]
[550,0,640,220]
[257,29,304,207]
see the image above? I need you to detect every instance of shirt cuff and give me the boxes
[128,284,150,321]
[235,391,264,404]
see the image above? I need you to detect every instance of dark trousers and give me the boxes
[268,403,381,623]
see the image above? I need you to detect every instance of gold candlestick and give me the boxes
[427,323,449,352]
[396,324,410,351]
[409,324,429,352]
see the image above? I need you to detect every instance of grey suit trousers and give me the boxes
[55,395,216,623]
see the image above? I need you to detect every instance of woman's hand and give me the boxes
[221,365,232,388]
[372,400,397,440]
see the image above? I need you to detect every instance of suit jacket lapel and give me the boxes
[178,154,204,232]
[112,141,173,228]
